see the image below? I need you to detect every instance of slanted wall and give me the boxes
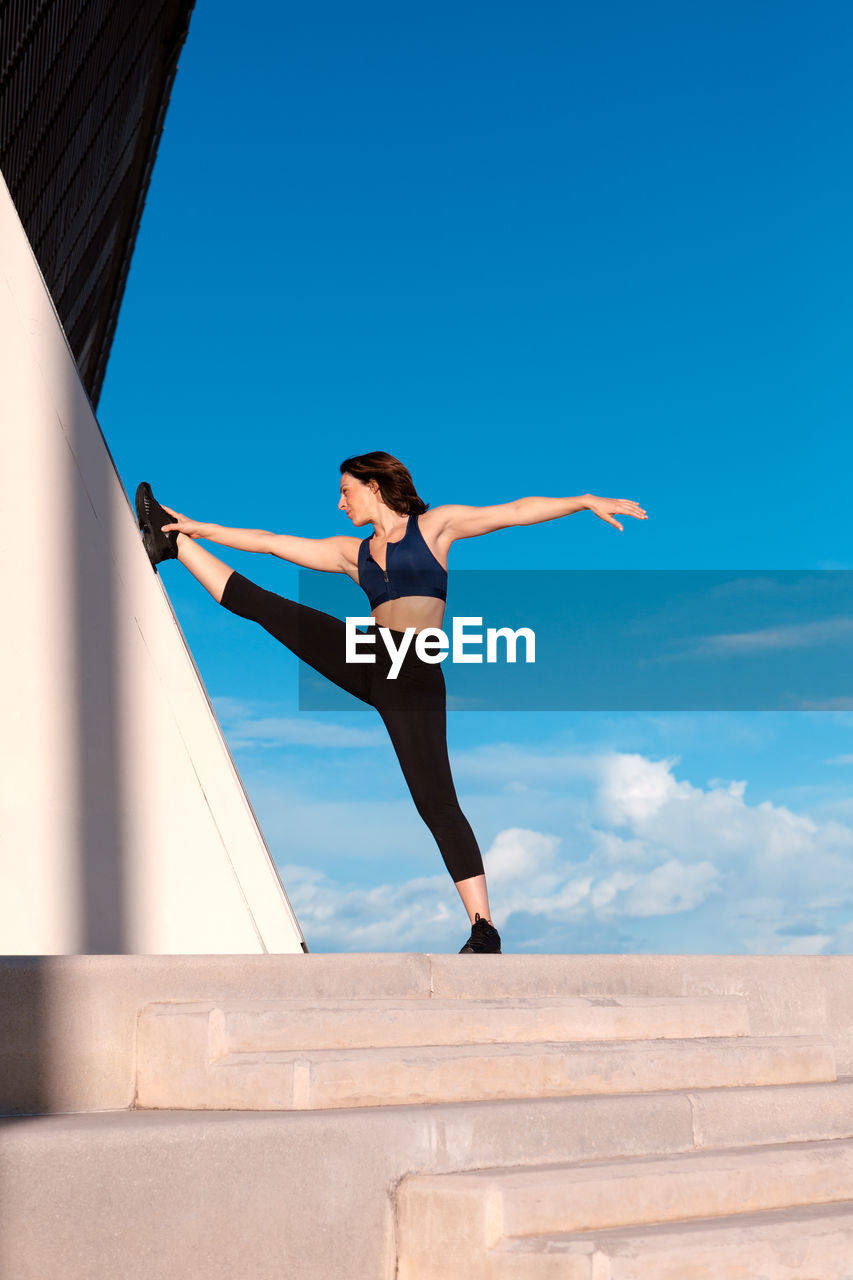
[0,172,305,954]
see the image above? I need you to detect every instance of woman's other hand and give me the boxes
[586,496,648,532]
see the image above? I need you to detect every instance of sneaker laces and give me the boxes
[459,912,501,953]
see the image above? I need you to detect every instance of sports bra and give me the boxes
[357,514,448,610]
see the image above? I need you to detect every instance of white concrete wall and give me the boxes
[0,173,305,954]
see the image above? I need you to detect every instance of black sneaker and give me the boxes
[459,913,501,954]
[135,482,178,571]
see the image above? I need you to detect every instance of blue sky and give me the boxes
[98,0,853,953]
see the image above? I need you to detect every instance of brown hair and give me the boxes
[339,451,428,515]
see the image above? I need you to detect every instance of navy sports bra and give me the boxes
[357,514,448,610]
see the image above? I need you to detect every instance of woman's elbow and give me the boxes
[509,498,527,526]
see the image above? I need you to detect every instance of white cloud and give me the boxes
[280,865,459,951]
[275,746,853,955]
[707,778,747,798]
[701,617,853,655]
[650,617,853,663]
[797,699,853,712]
[595,752,687,825]
[608,858,719,918]
[482,827,561,886]
[213,697,384,749]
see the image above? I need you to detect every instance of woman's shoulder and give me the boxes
[417,506,453,535]
[332,534,365,573]
[413,507,453,565]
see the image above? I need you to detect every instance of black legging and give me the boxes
[220,571,484,883]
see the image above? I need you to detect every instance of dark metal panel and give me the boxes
[1,0,196,403]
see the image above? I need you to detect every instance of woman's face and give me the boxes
[338,473,375,525]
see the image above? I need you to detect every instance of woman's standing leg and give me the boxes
[373,660,497,932]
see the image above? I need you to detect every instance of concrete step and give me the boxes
[135,1004,835,1108]
[154,994,751,1054]
[6,1088,853,1280]
[488,1202,853,1279]
[686,1075,853,1147]
[396,1139,853,1279]
[8,954,853,1117]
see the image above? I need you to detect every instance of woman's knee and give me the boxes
[220,570,266,618]
[409,790,461,829]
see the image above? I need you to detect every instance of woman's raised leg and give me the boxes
[174,533,373,703]
[175,532,234,602]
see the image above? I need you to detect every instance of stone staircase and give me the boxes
[129,982,853,1277]
[136,993,836,1109]
[5,955,853,1279]
[397,1145,853,1278]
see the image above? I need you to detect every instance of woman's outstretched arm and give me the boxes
[161,511,355,572]
[432,494,647,541]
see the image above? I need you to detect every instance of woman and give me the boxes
[135,452,647,953]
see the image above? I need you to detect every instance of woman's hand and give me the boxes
[586,495,648,532]
[160,505,208,540]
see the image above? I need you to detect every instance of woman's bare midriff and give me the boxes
[371,596,446,633]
